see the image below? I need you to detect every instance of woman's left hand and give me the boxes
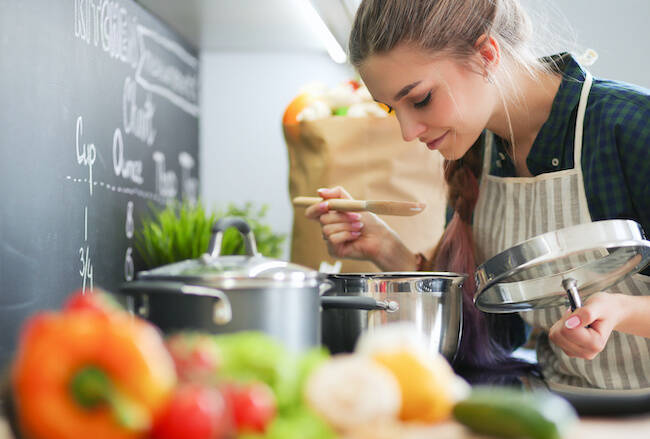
[548,292,625,360]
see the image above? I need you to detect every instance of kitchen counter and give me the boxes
[1,415,649,439]
[339,416,650,439]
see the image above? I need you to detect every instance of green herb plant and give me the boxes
[135,200,286,269]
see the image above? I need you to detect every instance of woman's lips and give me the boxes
[425,131,449,150]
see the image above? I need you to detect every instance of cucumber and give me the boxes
[452,387,577,439]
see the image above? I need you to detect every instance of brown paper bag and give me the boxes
[285,116,447,272]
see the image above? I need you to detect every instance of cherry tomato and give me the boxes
[151,384,231,439]
[166,333,221,384]
[222,381,276,434]
[64,288,122,315]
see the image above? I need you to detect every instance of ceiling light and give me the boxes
[295,0,348,64]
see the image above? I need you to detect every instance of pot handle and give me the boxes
[120,281,232,325]
[319,279,335,296]
[207,217,259,257]
[320,296,399,312]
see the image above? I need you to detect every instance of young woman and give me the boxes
[304,0,650,389]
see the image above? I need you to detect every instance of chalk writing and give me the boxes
[179,152,198,204]
[74,0,139,68]
[79,206,94,293]
[153,151,178,199]
[136,25,199,117]
[75,116,96,196]
[123,77,156,146]
[113,128,144,184]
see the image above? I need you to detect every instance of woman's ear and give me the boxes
[474,34,500,79]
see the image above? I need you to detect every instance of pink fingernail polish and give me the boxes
[318,202,329,211]
[351,222,364,229]
[565,316,581,329]
[347,213,362,221]
[350,231,361,238]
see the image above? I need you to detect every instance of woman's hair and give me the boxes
[349,0,545,371]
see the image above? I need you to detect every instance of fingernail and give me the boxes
[565,316,581,329]
[317,188,330,195]
[347,213,362,221]
[318,202,329,211]
[350,231,361,238]
[351,221,364,230]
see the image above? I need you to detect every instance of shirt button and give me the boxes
[551,158,560,167]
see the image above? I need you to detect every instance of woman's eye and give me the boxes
[414,91,432,109]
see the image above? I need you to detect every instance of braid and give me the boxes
[431,135,530,371]
[444,140,483,224]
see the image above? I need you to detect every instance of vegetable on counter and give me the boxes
[150,383,231,439]
[164,331,335,439]
[221,381,276,434]
[453,387,578,439]
[303,322,470,435]
[304,355,401,432]
[11,289,177,439]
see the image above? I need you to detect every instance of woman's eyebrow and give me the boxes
[393,81,421,101]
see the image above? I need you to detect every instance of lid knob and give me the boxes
[208,217,259,258]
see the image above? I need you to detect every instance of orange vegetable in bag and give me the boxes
[12,292,177,439]
[282,92,314,125]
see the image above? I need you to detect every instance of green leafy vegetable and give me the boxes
[169,331,335,439]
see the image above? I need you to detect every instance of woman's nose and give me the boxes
[398,116,427,142]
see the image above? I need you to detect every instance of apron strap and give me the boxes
[482,70,592,176]
[482,131,494,178]
[574,71,593,168]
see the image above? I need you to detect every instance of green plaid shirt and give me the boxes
[489,53,650,241]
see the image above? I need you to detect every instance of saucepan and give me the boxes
[321,272,466,362]
[118,217,395,353]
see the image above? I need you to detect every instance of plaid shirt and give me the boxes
[489,53,650,242]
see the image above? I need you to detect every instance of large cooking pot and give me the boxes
[321,272,465,362]
[118,217,391,353]
[119,217,329,353]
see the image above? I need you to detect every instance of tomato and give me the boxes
[64,288,122,315]
[165,333,221,384]
[150,384,231,439]
[347,79,361,90]
[222,381,276,434]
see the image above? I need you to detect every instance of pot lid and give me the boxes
[137,217,320,286]
[474,220,650,313]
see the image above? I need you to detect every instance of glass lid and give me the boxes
[137,217,319,285]
[474,220,650,313]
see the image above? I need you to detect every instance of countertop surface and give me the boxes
[2,415,649,439]
[338,416,650,439]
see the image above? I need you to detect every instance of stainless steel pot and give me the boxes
[321,272,465,362]
[118,217,329,353]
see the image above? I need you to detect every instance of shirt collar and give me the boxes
[493,53,588,175]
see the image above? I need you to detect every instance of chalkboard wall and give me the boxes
[0,0,199,366]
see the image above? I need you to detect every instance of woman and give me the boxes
[305,0,650,389]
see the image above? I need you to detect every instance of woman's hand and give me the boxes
[303,187,416,271]
[548,292,625,360]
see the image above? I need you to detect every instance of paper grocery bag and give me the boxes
[284,116,447,272]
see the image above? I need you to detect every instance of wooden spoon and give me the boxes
[292,196,426,216]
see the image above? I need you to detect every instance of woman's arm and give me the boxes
[614,293,650,338]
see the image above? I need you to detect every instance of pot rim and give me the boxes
[327,271,467,278]
[135,272,327,290]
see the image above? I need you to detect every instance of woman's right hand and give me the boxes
[304,187,416,271]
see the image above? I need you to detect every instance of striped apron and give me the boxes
[473,72,650,389]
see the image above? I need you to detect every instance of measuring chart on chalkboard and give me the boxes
[0,0,199,366]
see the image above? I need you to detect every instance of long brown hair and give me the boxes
[349,0,544,369]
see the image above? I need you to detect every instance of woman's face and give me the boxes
[359,44,497,160]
